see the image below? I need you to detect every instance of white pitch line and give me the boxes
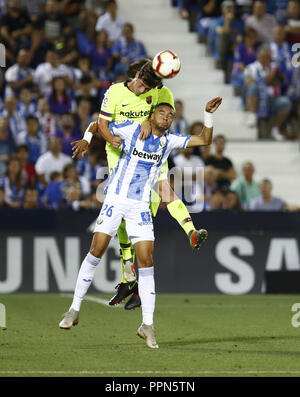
[60,294,122,308]
[1,370,300,375]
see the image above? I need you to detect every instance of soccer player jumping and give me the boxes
[87,59,212,311]
[59,97,222,348]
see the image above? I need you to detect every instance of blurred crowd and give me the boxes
[0,0,149,210]
[0,0,298,212]
[168,99,299,212]
[173,0,300,140]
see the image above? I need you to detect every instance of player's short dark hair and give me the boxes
[138,61,162,89]
[155,102,175,111]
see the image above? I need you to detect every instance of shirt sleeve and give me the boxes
[169,133,191,150]
[99,86,117,121]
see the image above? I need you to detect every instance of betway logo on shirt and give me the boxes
[132,147,162,163]
[119,110,151,118]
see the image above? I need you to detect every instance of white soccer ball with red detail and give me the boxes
[152,50,181,79]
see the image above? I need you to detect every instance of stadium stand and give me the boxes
[0,0,299,210]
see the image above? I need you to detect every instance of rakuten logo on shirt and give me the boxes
[132,147,162,163]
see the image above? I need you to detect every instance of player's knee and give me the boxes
[90,246,103,259]
[138,252,153,268]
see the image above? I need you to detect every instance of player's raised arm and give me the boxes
[71,121,98,159]
[187,97,222,147]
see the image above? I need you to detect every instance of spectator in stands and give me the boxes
[59,0,85,27]
[0,95,26,142]
[41,170,63,208]
[230,161,260,208]
[16,144,36,186]
[85,0,107,16]
[0,0,33,58]
[35,135,72,186]
[75,98,92,131]
[57,182,94,210]
[187,121,205,159]
[36,96,57,136]
[34,50,73,96]
[21,0,45,17]
[95,0,125,44]
[34,0,70,46]
[196,0,223,43]
[47,76,74,116]
[287,64,300,138]
[76,147,104,191]
[87,30,113,78]
[200,144,211,162]
[231,27,259,93]
[269,25,293,91]
[173,146,205,212]
[214,0,244,83]
[55,113,81,156]
[17,87,38,118]
[280,0,300,44]
[245,0,277,44]
[169,100,190,135]
[244,45,292,139]
[205,134,236,191]
[250,178,286,210]
[203,165,218,210]
[221,190,242,210]
[0,117,15,175]
[4,49,34,98]
[1,157,26,208]
[61,162,91,197]
[112,23,147,76]
[23,186,40,209]
[17,115,47,163]
[75,73,103,115]
[0,186,8,207]
[56,33,81,67]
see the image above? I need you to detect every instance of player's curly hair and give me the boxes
[127,58,151,78]
[128,59,162,89]
[139,60,162,88]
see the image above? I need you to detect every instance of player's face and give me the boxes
[152,105,175,130]
[132,78,151,96]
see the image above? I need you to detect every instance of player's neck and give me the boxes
[151,123,166,137]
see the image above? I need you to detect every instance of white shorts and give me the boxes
[94,194,154,245]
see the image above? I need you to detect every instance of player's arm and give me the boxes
[71,121,121,159]
[98,118,122,148]
[186,97,222,147]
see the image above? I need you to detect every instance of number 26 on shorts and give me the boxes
[101,204,114,217]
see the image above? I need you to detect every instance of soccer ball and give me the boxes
[152,50,181,79]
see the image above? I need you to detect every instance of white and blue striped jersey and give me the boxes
[105,120,191,202]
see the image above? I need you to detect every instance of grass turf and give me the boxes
[0,293,300,377]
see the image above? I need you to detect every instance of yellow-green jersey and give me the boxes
[99,81,174,216]
[100,80,174,160]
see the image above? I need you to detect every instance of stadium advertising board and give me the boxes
[0,210,299,294]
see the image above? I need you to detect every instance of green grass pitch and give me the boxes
[1,293,300,377]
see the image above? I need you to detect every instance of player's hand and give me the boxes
[139,119,152,141]
[71,139,88,159]
[205,97,222,113]
[110,136,123,149]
